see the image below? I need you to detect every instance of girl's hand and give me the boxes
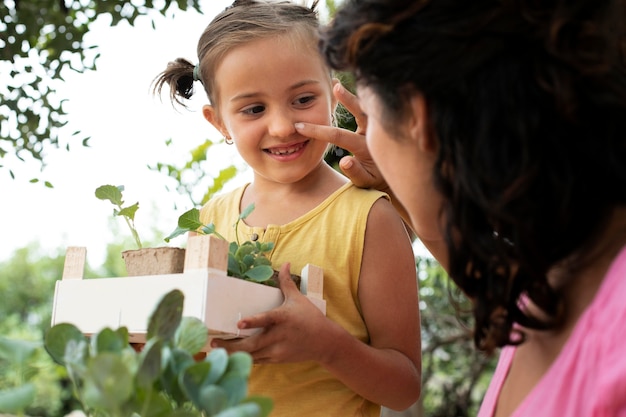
[210,263,335,364]
[295,83,389,193]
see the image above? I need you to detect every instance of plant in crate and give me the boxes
[44,289,273,417]
[165,204,301,289]
[95,184,185,276]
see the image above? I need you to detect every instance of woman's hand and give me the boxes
[210,263,337,364]
[295,83,389,192]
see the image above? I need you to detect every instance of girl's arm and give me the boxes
[317,197,421,409]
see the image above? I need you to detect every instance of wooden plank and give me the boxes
[184,234,228,272]
[300,264,323,299]
[62,247,86,280]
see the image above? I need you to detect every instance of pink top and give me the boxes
[478,245,626,417]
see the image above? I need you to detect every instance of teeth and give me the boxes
[268,142,304,155]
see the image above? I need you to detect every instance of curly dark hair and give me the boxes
[320,0,626,353]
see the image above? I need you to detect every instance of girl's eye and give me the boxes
[295,95,315,106]
[242,105,265,115]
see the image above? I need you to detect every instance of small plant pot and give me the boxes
[122,247,186,276]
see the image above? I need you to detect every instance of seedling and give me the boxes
[95,185,142,249]
[165,204,275,283]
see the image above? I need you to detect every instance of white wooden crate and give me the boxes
[51,235,325,351]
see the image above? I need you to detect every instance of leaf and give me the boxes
[243,265,274,282]
[228,253,242,277]
[95,184,124,206]
[165,208,205,242]
[118,202,139,221]
[92,327,127,355]
[0,384,36,414]
[218,371,249,408]
[225,352,253,377]
[178,208,204,230]
[147,290,184,341]
[205,348,229,385]
[82,353,134,410]
[213,402,263,417]
[175,317,208,354]
[241,397,274,417]
[137,340,162,388]
[179,361,213,406]
[0,335,40,364]
[129,386,173,417]
[44,322,87,365]
[160,348,194,404]
[197,385,229,415]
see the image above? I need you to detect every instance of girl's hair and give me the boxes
[321,0,626,353]
[153,0,320,109]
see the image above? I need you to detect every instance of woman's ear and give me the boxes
[202,105,228,137]
[408,94,436,152]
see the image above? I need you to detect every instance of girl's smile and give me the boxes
[263,140,309,159]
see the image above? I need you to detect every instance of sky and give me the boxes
[0,2,251,267]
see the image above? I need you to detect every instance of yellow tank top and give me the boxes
[200,182,387,417]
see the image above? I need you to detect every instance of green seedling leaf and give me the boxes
[243,265,274,282]
[0,384,36,414]
[253,256,272,267]
[165,208,203,242]
[159,348,194,404]
[137,340,162,388]
[179,361,213,406]
[147,290,184,341]
[0,335,40,364]
[95,184,124,206]
[96,184,142,248]
[214,401,263,417]
[198,385,229,415]
[205,348,229,385]
[217,371,250,407]
[175,317,208,354]
[82,353,134,410]
[118,202,139,222]
[225,352,253,377]
[241,397,274,417]
[242,254,255,269]
[129,386,174,417]
[44,323,87,365]
[228,253,242,277]
[92,327,127,355]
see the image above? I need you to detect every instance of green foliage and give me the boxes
[165,204,275,283]
[95,185,143,249]
[0,0,203,179]
[416,257,496,417]
[0,335,67,417]
[44,289,272,417]
[150,139,239,208]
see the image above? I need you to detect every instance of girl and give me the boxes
[153,1,421,416]
[302,0,626,415]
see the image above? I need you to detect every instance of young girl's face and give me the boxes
[204,34,336,186]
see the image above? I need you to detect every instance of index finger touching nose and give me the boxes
[295,122,361,154]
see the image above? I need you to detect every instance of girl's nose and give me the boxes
[268,111,296,138]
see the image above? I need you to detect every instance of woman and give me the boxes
[295,0,626,415]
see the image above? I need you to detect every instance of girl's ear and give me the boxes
[202,105,228,136]
[408,93,436,153]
